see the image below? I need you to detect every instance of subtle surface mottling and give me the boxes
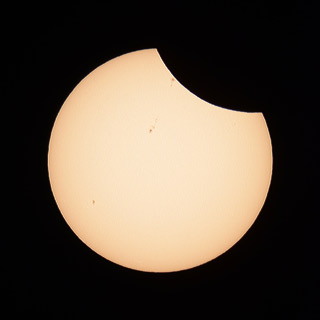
[48,49,272,272]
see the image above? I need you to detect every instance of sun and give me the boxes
[48,49,272,272]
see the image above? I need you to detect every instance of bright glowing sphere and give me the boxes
[48,49,272,272]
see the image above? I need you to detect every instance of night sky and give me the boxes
[5,1,314,318]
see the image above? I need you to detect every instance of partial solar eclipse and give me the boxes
[48,49,272,272]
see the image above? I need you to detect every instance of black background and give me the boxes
[4,1,315,318]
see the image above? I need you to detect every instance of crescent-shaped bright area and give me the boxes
[48,49,272,272]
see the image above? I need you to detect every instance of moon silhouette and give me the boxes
[48,49,272,272]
